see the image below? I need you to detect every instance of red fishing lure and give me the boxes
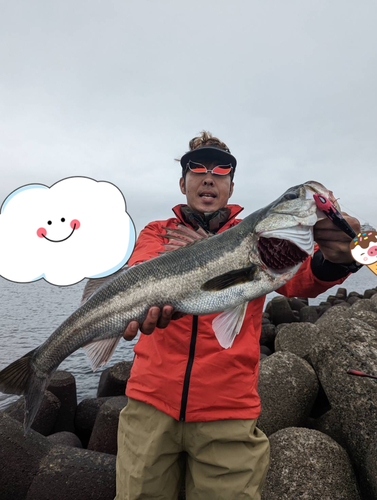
[347,369,377,380]
[313,193,356,239]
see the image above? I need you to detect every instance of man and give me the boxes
[115,132,360,500]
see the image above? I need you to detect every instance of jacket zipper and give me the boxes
[174,206,243,421]
[179,315,198,421]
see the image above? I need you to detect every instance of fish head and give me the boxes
[253,180,339,277]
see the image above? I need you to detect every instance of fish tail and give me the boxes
[0,348,48,434]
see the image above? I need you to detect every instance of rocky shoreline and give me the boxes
[1,287,377,500]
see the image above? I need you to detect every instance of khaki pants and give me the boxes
[115,398,270,500]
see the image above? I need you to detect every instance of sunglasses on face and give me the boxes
[186,160,233,176]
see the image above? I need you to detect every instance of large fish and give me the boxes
[0,181,337,433]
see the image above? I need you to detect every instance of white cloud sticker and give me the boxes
[0,177,136,285]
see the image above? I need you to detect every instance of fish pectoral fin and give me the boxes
[212,303,248,349]
[201,264,259,292]
[82,336,122,372]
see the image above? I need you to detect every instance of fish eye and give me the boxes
[47,220,52,225]
[284,192,298,200]
[61,218,65,222]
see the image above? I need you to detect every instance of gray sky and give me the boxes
[1,0,376,234]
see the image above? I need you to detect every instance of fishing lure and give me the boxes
[313,193,356,239]
[347,369,377,381]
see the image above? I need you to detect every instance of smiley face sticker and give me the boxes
[350,231,377,276]
[0,177,136,285]
[37,218,81,242]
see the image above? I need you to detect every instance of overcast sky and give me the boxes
[1,0,376,235]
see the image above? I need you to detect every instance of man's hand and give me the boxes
[123,306,186,341]
[314,212,360,264]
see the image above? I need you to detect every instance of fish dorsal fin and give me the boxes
[162,224,209,242]
[80,278,111,305]
[158,224,210,253]
[82,336,122,371]
[80,266,129,305]
[212,303,248,349]
[201,264,258,292]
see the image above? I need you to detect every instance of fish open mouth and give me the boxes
[257,225,314,272]
[257,237,309,271]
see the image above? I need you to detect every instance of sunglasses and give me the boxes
[186,160,233,176]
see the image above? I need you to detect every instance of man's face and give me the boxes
[179,160,234,214]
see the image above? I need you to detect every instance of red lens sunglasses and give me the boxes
[186,160,233,176]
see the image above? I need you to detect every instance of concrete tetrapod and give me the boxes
[261,427,361,500]
[310,305,377,500]
[257,351,319,436]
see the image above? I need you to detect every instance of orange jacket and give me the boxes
[126,204,346,422]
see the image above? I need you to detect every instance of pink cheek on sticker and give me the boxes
[363,257,369,262]
[367,245,377,257]
[70,219,80,230]
[37,227,47,238]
